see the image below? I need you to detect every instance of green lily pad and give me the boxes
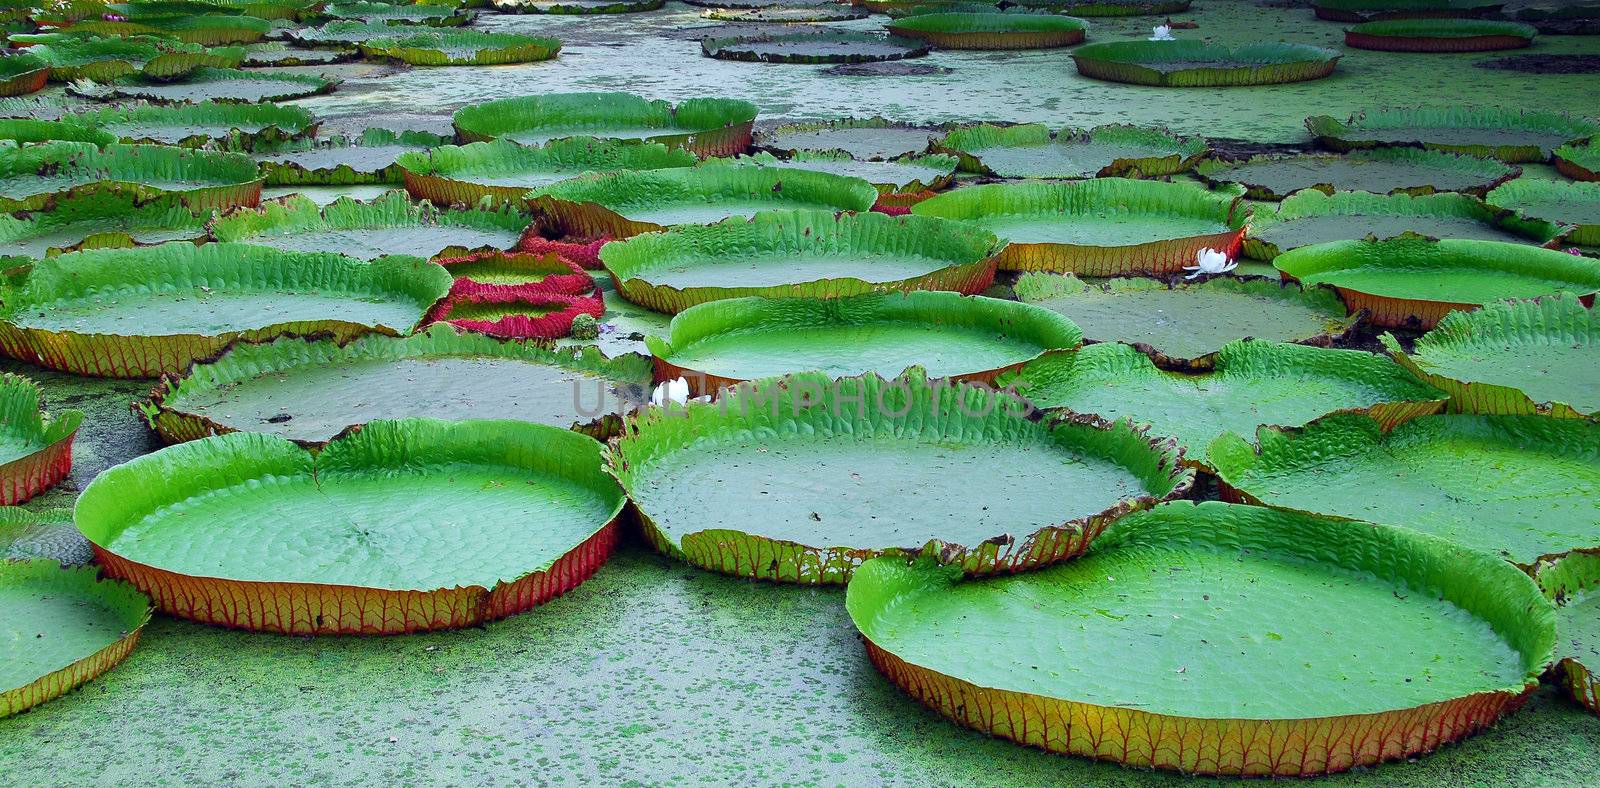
[0,95,91,121]
[1195,149,1518,200]
[1211,413,1600,567]
[647,291,1081,390]
[0,53,49,97]
[1003,340,1444,467]
[1272,236,1600,328]
[75,66,336,103]
[358,29,561,66]
[724,150,958,198]
[0,241,451,377]
[0,373,82,504]
[239,41,359,66]
[755,118,941,160]
[208,192,531,261]
[1381,294,1599,418]
[911,178,1247,275]
[57,14,274,45]
[67,99,316,148]
[598,208,999,312]
[703,31,930,64]
[1346,19,1537,52]
[703,4,867,21]
[76,418,627,634]
[452,92,758,158]
[937,123,1204,179]
[1313,0,1504,22]
[259,184,395,205]
[1007,0,1188,15]
[1536,551,1600,717]
[557,277,673,357]
[0,192,208,257]
[1070,41,1341,87]
[0,141,262,213]
[492,0,665,13]
[528,164,879,239]
[844,500,1552,775]
[324,1,472,24]
[288,20,434,44]
[397,137,697,207]
[610,370,1192,584]
[1306,107,1600,164]
[254,129,452,186]
[1555,139,1600,181]
[0,118,117,146]
[0,560,151,719]
[1487,178,1600,246]
[1245,190,1563,261]
[1014,274,1359,368]
[0,507,88,565]
[139,323,651,445]
[885,12,1089,49]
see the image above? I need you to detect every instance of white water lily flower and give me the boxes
[1183,247,1236,280]
[1149,24,1175,41]
[650,377,691,407]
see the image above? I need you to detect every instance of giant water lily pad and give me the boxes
[0,141,262,212]
[358,29,561,66]
[0,241,451,377]
[1212,414,1600,567]
[30,36,242,82]
[324,0,472,24]
[937,123,1204,179]
[610,370,1192,584]
[1273,236,1600,328]
[704,4,866,21]
[912,178,1246,274]
[208,192,531,260]
[0,118,117,146]
[68,100,316,148]
[56,14,273,45]
[0,374,81,504]
[1346,19,1537,52]
[0,192,208,257]
[239,41,359,66]
[1381,294,1599,418]
[558,278,672,356]
[885,12,1089,49]
[0,507,88,565]
[0,560,151,718]
[599,209,999,312]
[726,151,957,202]
[1195,149,1518,200]
[1313,0,1504,22]
[76,418,626,634]
[1306,107,1600,164]
[1070,40,1341,87]
[493,0,664,13]
[1487,179,1600,246]
[1245,190,1563,260]
[76,67,336,103]
[845,500,1553,776]
[140,324,651,445]
[288,20,436,44]
[1014,274,1359,368]
[1008,0,1187,14]
[755,118,940,160]
[398,137,697,207]
[703,31,930,63]
[1556,139,1600,181]
[254,129,451,186]
[648,291,1081,392]
[1005,340,1443,467]
[0,53,50,98]
[1537,551,1600,717]
[528,164,879,239]
[453,92,758,158]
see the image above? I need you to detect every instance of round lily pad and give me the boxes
[74,67,336,103]
[1536,551,1600,717]
[1305,107,1600,164]
[726,151,958,203]
[755,118,940,160]
[1004,340,1444,468]
[845,500,1553,776]
[0,118,118,146]
[0,560,151,718]
[139,324,650,445]
[358,29,561,66]
[436,249,594,297]
[1555,139,1600,181]
[1245,190,1563,261]
[324,0,472,24]
[425,290,605,339]
[1273,236,1600,328]
[288,20,434,44]
[1381,294,1599,418]
[1313,0,1504,22]
[703,4,867,21]
[208,192,532,261]
[1070,40,1341,87]
[610,370,1192,584]
[67,99,316,148]
[492,0,664,12]
[1014,274,1359,369]
[0,241,451,377]
[0,141,263,213]
[0,374,81,505]
[0,53,50,97]
[254,128,452,186]
[0,192,208,258]
[1346,19,1537,52]
[1487,178,1600,246]
[59,14,273,45]
[29,35,241,82]
[1007,0,1187,14]
[397,137,697,207]
[886,12,1089,49]
[0,507,89,566]
[1212,413,1600,567]
[702,31,930,64]
[557,277,672,357]
[77,418,627,634]
[937,123,1204,179]
[1194,149,1518,200]
[647,291,1081,392]
[911,178,1247,275]
[239,42,359,66]
[453,92,758,158]
[527,164,880,239]
[598,209,1000,312]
